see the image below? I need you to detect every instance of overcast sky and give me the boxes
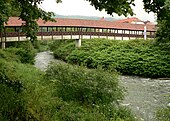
[40,0,156,22]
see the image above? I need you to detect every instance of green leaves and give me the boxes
[46,63,123,105]
[0,0,55,42]
[50,39,170,78]
[44,63,136,121]
[86,0,135,16]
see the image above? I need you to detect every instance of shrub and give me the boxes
[52,101,136,121]
[0,56,136,121]
[0,58,46,120]
[0,59,28,120]
[0,41,36,64]
[49,39,75,61]
[0,48,21,62]
[36,40,52,52]
[45,63,124,105]
[45,63,136,121]
[49,39,170,78]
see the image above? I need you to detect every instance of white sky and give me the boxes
[40,0,156,22]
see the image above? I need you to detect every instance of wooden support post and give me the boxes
[79,31,80,39]
[41,27,43,40]
[150,32,152,38]
[5,27,7,43]
[81,28,83,39]
[0,32,2,43]
[79,28,81,39]
[71,32,72,39]
[106,29,108,39]
[1,32,3,48]
[51,27,54,40]
[2,27,6,49]
[18,30,20,41]
[90,33,92,39]
[52,31,53,40]
[61,32,63,39]
[121,30,123,40]
[113,29,116,40]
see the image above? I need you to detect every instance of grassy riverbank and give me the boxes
[49,39,170,78]
[0,41,136,121]
[49,38,170,120]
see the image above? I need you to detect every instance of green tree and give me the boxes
[0,0,61,42]
[86,0,135,16]
[143,0,170,43]
[156,0,170,43]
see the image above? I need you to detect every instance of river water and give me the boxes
[35,51,170,121]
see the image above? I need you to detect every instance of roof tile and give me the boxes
[5,17,156,31]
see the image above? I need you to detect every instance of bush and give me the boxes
[44,63,136,121]
[0,58,59,120]
[52,101,135,121]
[0,48,21,62]
[0,59,39,120]
[36,40,51,52]
[50,39,170,78]
[0,58,136,121]
[49,39,75,61]
[45,63,123,105]
[0,40,137,120]
[0,41,36,64]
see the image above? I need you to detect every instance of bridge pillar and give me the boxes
[75,39,81,47]
[1,33,6,49]
[1,42,6,49]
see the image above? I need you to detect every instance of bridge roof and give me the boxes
[5,17,156,31]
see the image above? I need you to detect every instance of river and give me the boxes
[35,51,170,121]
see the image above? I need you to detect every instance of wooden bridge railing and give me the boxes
[1,30,155,42]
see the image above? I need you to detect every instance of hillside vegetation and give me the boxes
[49,39,170,78]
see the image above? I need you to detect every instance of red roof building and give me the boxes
[115,17,154,25]
[5,17,156,32]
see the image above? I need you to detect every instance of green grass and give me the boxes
[0,41,136,121]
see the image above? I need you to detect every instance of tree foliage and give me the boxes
[86,0,135,16]
[143,0,170,43]
[156,0,170,43]
[0,0,58,41]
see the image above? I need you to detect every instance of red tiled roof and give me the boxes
[115,17,143,23]
[115,17,155,25]
[5,17,156,31]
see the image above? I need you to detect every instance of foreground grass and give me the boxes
[49,39,170,78]
[0,43,136,121]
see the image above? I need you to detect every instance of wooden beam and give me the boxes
[41,27,43,40]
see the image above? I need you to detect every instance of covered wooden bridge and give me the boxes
[1,17,156,42]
